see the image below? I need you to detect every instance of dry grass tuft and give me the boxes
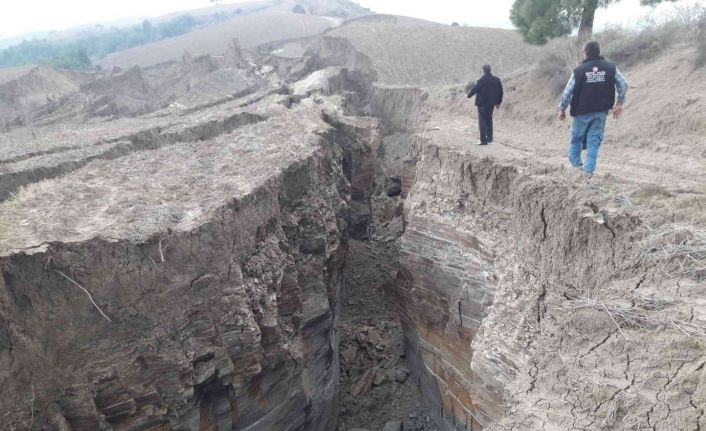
[532,39,579,96]
[532,54,572,96]
[633,225,706,276]
[560,291,706,337]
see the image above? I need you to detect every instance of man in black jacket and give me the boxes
[559,41,628,176]
[467,64,503,145]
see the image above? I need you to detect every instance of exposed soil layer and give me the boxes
[0,106,350,430]
[1,13,705,431]
[397,142,706,430]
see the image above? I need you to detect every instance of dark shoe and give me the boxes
[476,140,488,146]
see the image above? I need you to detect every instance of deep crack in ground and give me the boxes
[336,239,440,431]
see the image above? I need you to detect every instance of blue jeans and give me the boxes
[568,111,608,174]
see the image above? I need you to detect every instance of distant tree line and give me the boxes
[0,14,199,70]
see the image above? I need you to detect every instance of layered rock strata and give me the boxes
[396,143,706,430]
[0,110,351,430]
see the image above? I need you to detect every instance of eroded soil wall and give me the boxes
[0,129,348,430]
[396,144,706,430]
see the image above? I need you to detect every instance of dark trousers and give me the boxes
[477,105,495,144]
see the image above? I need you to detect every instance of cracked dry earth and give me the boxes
[1,18,705,431]
[386,82,706,429]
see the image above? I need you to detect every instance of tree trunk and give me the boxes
[577,3,597,60]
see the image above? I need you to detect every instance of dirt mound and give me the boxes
[80,65,163,117]
[0,66,89,128]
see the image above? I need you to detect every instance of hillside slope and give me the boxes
[328,17,541,86]
[96,12,336,67]
[97,11,339,68]
[0,66,90,127]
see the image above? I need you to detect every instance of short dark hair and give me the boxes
[482,64,491,74]
[584,41,601,59]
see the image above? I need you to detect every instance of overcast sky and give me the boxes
[0,0,702,39]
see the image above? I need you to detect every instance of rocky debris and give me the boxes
[404,412,438,431]
[381,420,403,431]
[385,176,402,197]
[80,51,263,119]
[223,38,249,69]
[0,39,265,129]
[82,65,162,117]
[292,66,345,97]
[0,66,89,128]
[337,239,439,431]
[392,366,409,383]
[349,201,372,239]
[344,323,396,397]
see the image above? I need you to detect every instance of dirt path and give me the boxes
[418,48,706,229]
[415,109,706,229]
[336,239,440,431]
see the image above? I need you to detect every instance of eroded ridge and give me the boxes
[0,109,350,430]
[396,143,706,430]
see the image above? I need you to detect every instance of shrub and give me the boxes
[598,4,705,68]
[533,54,571,95]
[696,15,706,67]
[599,21,686,66]
[532,40,578,95]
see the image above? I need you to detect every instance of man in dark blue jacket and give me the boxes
[559,41,628,176]
[467,64,503,145]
